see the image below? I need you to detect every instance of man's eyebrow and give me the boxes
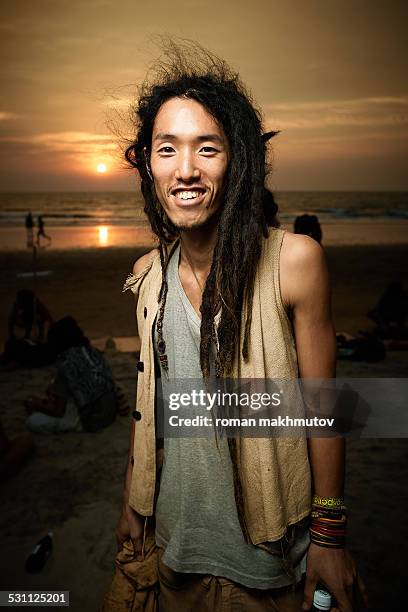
[153,132,225,145]
[153,133,175,142]
[196,134,224,145]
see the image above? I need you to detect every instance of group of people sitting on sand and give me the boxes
[0,290,130,481]
[24,315,122,434]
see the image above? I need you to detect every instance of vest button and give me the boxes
[144,307,147,318]
[132,410,142,421]
[137,361,144,372]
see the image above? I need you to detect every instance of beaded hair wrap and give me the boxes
[155,241,177,374]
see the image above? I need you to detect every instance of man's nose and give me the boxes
[175,151,200,181]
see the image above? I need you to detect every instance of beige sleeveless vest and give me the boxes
[123,227,312,544]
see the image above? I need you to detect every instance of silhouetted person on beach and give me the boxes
[294,213,322,244]
[36,215,51,247]
[25,212,34,248]
[368,281,408,340]
[8,289,53,342]
[1,290,54,368]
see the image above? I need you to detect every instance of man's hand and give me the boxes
[302,543,368,611]
[115,503,145,559]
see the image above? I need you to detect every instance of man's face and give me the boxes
[149,97,230,231]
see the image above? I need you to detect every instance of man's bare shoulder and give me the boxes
[281,231,324,267]
[132,249,158,276]
[280,231,328,307]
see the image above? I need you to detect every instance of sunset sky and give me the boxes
[0,0,407,191]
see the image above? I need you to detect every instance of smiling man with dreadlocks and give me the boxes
[103,42,366,612]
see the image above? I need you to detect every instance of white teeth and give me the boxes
[176,191,200,200]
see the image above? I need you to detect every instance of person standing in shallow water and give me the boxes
[103,42,368,612]
[36,215,51,247]
[25,211,34,248]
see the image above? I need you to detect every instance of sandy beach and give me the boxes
[1,232,407,611]
[1,235,407,343]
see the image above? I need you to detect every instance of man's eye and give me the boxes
[158,147,174,154]
[200,146,217,153]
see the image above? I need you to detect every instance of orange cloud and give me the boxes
[264,96,408,130]
[0,131,120,172]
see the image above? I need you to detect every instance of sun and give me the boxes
[96,163,107,174]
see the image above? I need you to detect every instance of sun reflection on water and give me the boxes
[98,225,109,246]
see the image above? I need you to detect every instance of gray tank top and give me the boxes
[154,243,308,589]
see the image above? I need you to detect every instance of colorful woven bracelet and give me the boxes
[309,510,347,549]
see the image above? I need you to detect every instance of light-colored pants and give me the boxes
[26,402,83,434]
[157,548,304,612]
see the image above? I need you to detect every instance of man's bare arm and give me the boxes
[280,232,366,612]
[281,233,343,497]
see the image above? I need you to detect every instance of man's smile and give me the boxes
[170,187,207,207]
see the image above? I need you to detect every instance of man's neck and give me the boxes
[179,223,217,273]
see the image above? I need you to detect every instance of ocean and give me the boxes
[0,191,407,249]
[1,191,407,227]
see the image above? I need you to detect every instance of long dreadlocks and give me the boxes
[125,40,279,378]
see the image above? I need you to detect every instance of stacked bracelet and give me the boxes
[309,496,347,549]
